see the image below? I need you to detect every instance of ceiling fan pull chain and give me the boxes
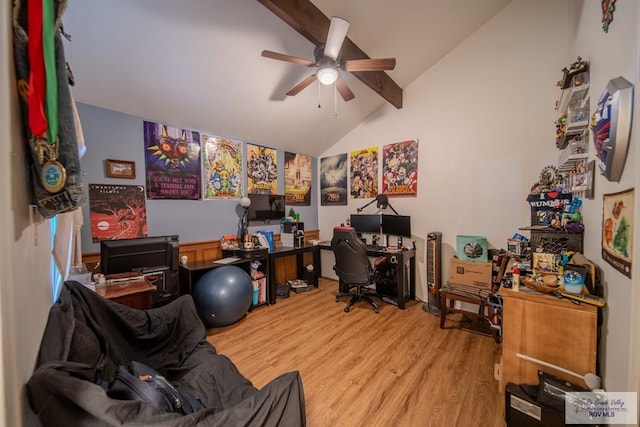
[334,84,338,117]
[318,81,321,109]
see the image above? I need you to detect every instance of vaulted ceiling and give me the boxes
[63,0,512,156]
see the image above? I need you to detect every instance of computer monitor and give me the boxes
[247,194,286,221]
[350,214,381,234]
[381,215,412,238]
[100,235,180,305]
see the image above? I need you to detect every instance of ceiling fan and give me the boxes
[262,17,396,103]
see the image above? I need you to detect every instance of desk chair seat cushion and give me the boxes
[27,281,306,426]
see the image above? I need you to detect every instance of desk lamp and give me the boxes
[239,197,251,244]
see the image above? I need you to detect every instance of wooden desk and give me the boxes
[501,287,597,390]
[96,279,155,310]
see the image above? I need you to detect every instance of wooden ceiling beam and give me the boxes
[258,0,403,109]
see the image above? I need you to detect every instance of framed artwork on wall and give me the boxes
[602,188,633,278]
[106,159,136,179]
[591,76,634,182]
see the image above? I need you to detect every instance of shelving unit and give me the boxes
[222,247,270,308]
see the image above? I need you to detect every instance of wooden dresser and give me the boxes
[501,287,597,390]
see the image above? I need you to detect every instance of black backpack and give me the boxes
[107,361,205,415]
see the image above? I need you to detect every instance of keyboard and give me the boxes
[366,244,384,251]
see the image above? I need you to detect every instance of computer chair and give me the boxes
[331,226,379,313]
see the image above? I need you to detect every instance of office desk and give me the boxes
[319,244,416,309]
[268,244,320,304]
[179,256,258,296]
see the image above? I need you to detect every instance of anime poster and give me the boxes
[246,143,277,194]
[202,135,243,199]
[382,139,419,196]
[320,154,348,205]
[602,188,634,278]
[284,152,312,206]
[89,184,148,243]
[144,121,201,200]
[350,147,378,199]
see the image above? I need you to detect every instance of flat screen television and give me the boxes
[381,214,412,238]
[350,214,381,234]
[247,194,286,221]
[100,235,180,304]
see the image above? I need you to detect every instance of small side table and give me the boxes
[439,283,499,342]
[96,279,155,310]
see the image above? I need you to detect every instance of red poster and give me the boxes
[89,184,148,242]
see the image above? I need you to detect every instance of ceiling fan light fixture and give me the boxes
[317,66,339,85]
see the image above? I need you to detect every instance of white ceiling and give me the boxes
[62,0,512,156]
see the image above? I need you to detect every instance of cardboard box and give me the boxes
[448,256,493,289]
[456,235,488,262]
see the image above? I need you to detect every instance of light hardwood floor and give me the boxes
[207,278,505,427]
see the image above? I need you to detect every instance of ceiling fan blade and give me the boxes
[258,0,402,108]
[335,75,355,102]
[343,58,396,72]
[261,50,314,66]
[324,17,350,60]
[286,74,317,96]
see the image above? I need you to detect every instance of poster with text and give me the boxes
[350,147,378,199]
[602,188,634,278]
[247,143,277,194]
[320,154,348,205]
[144,121,201,200]
[382,139,419,196]
[89,184,148,242]
[202,135,243,199]
[284,152,312,206]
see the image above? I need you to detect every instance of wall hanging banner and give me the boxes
[284,152,312,206]
[350,147,378,199]
[602,188,634,278]
[246,143,277,194]
[381,139,418,197]
[202,135,243,200]
[144,121,201,200]
[320,153,347,206]
[88,184,148,243]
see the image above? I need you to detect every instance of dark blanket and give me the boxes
[27,281,306,426]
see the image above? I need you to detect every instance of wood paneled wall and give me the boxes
[82,230,320,283]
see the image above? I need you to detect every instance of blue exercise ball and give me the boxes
[193,265,253,327]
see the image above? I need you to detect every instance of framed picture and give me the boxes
[106,159,136,179]
[602,188,633,278]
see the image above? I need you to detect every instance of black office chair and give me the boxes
[331,226,379,313]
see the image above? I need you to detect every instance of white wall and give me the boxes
[566,0,639,397]
[1,3,57,426]
[320,0,569,301]
[320,0,640,401]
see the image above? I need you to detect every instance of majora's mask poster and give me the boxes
[284,152,311,206]
[144,121,201,200]
[247,143,277,194]
[89,184,148,242]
